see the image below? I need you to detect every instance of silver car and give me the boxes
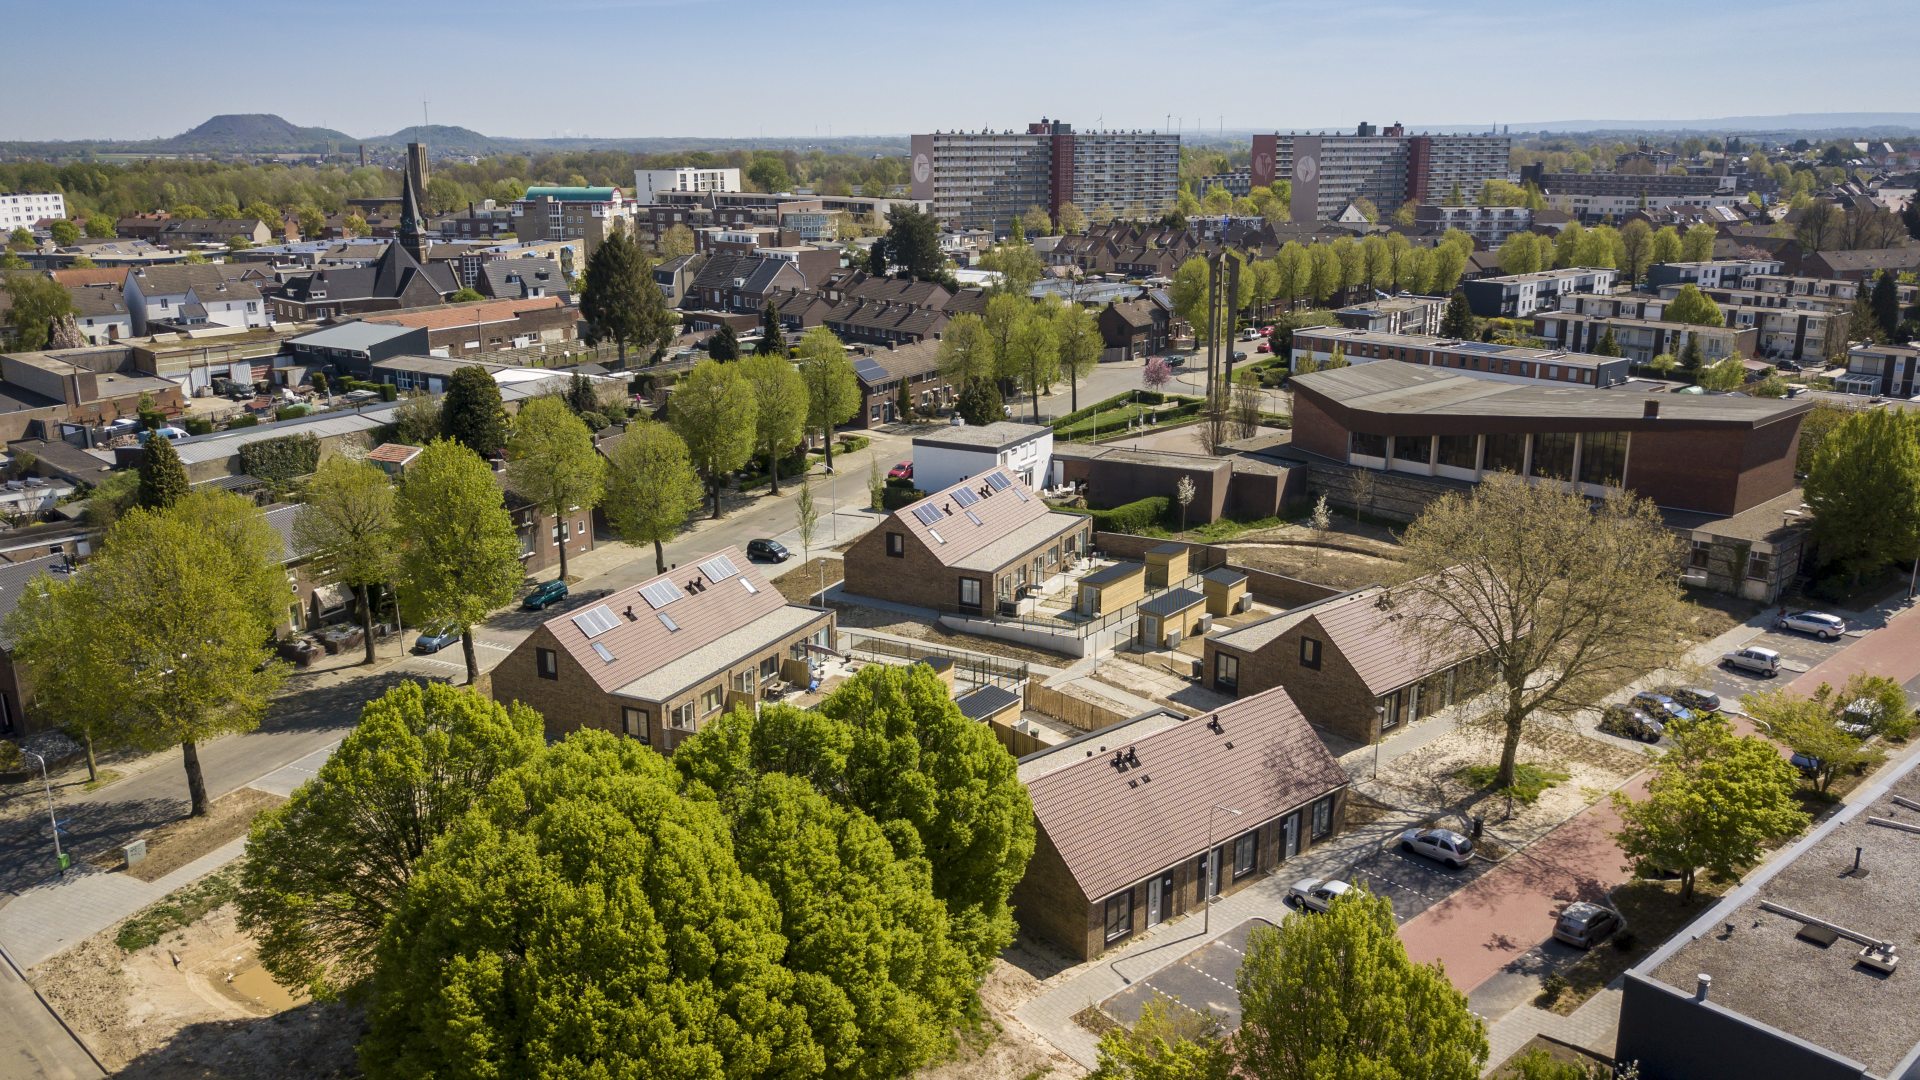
[1399,828,1473,868]
[1776,610,1846,641]
[1287,877,1353,913]
[1722,645,1780,677]
[1552,902,1622,949]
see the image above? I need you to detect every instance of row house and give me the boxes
[1096,295,1175,360]
[123,263,276,335]
[849,339,953,427]
[1532,312,1756,365]
[1459,267,1619,319]
[682,252,810,316]
[1835,342,1919,399]
[823,297,950,346]
[157,218,276,247]
[272,243,461,323]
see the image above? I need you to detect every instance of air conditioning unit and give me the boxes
[1191,658,1205,680]
[1236,594,1253,614]
[1197,613,1213,634]
[1164,629,1182,650]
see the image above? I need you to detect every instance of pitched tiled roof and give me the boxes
[366,295,563,332]
[366,443,422,465]
[1024,686,1348,901]
[862,339,943,382]
[49,267,127,288]
[69,287,127,318]
[889,466,1052,569]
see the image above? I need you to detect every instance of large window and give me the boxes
[622,707,649,743]
[1350,431,1387,459]
[1104,891,1134,943]
[1483,432,1526,474]
[1530,432,1575,481]
[700,686,724,714]
[537,648,558,680]
[1233,831,1258,880]
[1578,431,1628,487]
[959,578,982,608]
[1392,435,1431,464]
[1435,434,1478,470]
[1215,652,1239,691]
[1312,796,1335,839]
[886,532,905,558]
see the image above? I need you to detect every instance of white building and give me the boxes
[911,422,1054,494]
[635,168,742,204]
[122,265,271,335]
[2,192,65,231]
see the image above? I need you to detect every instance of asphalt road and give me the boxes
[0,952,101,1079]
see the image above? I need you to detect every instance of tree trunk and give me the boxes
[822,429,835,471]
[461,631,479,686]
[617,340,627,368]
[182,739,209,817]
[358,582,378,665]
[83,732,97,785]
[556,509,571,583]
[711,478,723,520]
[1496,699,1526,790]
[1070,368,1079,414]
[653,538,666,575]
[768,450,780,496]
[1680,867,1695,905]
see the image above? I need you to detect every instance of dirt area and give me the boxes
[1491,1034,1614,1076]
[827,601,1078,668]
[1677,588,1764,643]
[1222,527,1410,592]
[1548,877,1730,1016]
[92,787,285,882]
[915,949,1086,1080]
[775,557,844,605]
[31,877,361,1078]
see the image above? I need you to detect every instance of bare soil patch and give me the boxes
[916,954,1085,1080]
[774,557,844,605]
[1222,538,1408,592]
[1677,588,1764,643]
[92,787,284,882]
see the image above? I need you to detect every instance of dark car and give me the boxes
[1633,691,1695,725]
[1669,687,1721,713]
[1775,359,1802,373]
[522,579,569,611]
[747,538,789,562]
[888,461,913,480]
[1598,704,1665,743]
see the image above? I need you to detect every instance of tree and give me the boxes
[604,419,703,574]
[978,240,1047,296]
[342,214,369,238]
[440,365,508,458]
[49,219,79,246]
[579,231,670,367]
[885,204,946,282]
[1618,219,1654,284]
[236,682,542,1000]
[658,223,696,259]
[1664,283,1724,327]
[1398,475,1686,789]
[2,271,77,351]
[7,567,128,784]
[1429,242,1469,295]
[671,359,757,519]
[1445,181,1465,206]
[391,391,441,447]
[136,433,189,510]
[1697,355,1748,392]
[1743,686,1882,794]
[756,300,785,355]
[746,156,791,193]
[295,205,326,240]
[955,380,1003,426]
[1648,225,1683,266]
[393,440,523,684]
[796,326,859,468]
[294,457,398,666]
[1612,715,1808,902]
[739,353,808,495]
[1595,326,1621,357]
[1679,334,1706,375]
[1497,231,1547,276]
[708,322,741,361]
[1871,270,1901,341]
[1057,201,1087,235]
[1682,222,1718,263]
[504,397,603,582]
[1795,199,1842,253]
[1803,408,1920,583]
[1004,304,1059,421]
[1053,301,1103,414]
[1175,474,1197,530]
[1236,886,1487,1080]
[1020,204,1053,237]
[1090,997,1233,1080]
[448,286,482,302]
[1440,290,1477,340]
[64,492,289,816]
[1359,233,1391,291]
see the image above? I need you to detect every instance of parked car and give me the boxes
[414,624,460,653]
[1167,355,1187,367]
[1722,645,1781,677]
[1598,704,1665,743]
[746,538,790,562]
[1399,828,1473,868]
[1668,687,1721,713]
[1776,610,1846,640]
[1775,359,1803,373]
[1553,902,1622,949]
[888,461,913,480]
[1633,691,1695,725]
[522,579,569,611]
[1256,342,1271,353]
[1790,751,1824,777]
[1232,350,1249,362]
[1287,877,1353,913]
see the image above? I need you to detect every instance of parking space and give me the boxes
[1346,843,1499,924]
[1102,918,1273,1031]
[1705,624,1854,707]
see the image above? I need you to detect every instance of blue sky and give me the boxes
[4,0,1917,142]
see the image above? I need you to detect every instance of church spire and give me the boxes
[399,168,427,264]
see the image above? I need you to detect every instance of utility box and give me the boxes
[123,839,147,868]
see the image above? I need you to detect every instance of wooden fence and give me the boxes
[1023,678,1135,733]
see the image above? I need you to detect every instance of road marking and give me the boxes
[475,640,517,651]
[409,658,462,671]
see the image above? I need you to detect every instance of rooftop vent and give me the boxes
[1644,399,1660,418]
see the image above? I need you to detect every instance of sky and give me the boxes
[5,0,1918,142]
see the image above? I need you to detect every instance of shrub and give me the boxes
[183,416,214,436]
[239,431,321,483]
[1541,973,1569,1002]
[602,400,629,421]
[578,411,610,432]
[1092,496,1171,534]
[310,372,329,394]
[138,409,166,430]
[227,415,259,429]
[880,486,926,511]
[1456,762,1570,803]
[379,382,397,402]
[837,434,871,455]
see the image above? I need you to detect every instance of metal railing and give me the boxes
[840,631,1028,689]
[928,568,1215,639]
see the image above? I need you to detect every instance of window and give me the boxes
[1299,637,1322,669]
[1529,432,1575,481]
[1483,432,1527,475]
[1379,689,1403,730]
[1392,435,1431,464]
[1104,891,1134,943]
[700,686,724,714]
[1215,652,1238,691]
[1233,831,1257,879]
[673,702,696,729]
[1578,431,1628,487]
[1312,796,1335,839]
[622,707,649,743]
[760,655,779,680]
[1747,551,1773,581]
[537,648,558,680]
[959,578,982,608]
[886,532,904,558]
[1349,431,1387,459]
[1689,541,1712,570]
[1435,434,1478,470]
[732,669,753,693]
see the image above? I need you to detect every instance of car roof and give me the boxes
[1562,902,1605,919]
[1424,828,1467,843]
[1745,646,1780,657]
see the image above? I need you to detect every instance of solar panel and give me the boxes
[965,510,983,526]
[698,554,741,582]
[571,604,620,638]
[953,486,979,507]
[591,642,615,663]
[852,357,889,384]
[658,612,679,632]
[986,472,1011,491]
[911,503,944,526]
[639,579,685,609]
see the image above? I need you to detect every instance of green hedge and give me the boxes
[227,415,259,429]
[1050,390,1201,431]
[379,383,398,401]
[1091,496,1171,534]
[138,409,166,430]
[837,434,871,455]
[880,486,926,511]
[239,432,321,483]
[183,416,214,436]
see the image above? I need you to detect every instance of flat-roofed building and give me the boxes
[1460,267,1619,319]
[1290,327,1631,389]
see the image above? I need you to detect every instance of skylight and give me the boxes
[658,612,679,632]
[928,528,945,544]
[591,642,615,663]
[965,510,983,526]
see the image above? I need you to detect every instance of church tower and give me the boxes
[399,167,428,265]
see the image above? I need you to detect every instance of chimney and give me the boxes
[1643,399,1660,419]
[1695,974,1712,1000]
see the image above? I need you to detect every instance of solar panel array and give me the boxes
[911,503,944,526]
[572,604,621,638]
[639,579,685,609]
[953,486,979,507]
[986,472,1010,491]
[698,554,741,582]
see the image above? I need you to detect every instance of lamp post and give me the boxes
[21,749,64,873]
[1205,803,1242,936]
[1374,704,1386,779]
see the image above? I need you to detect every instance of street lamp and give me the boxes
[21,749,65,873]
[1204,803,1242,936]
[1374,705,1386,779]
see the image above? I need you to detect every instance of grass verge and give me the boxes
[1545,876,1729,1015]
[114,860,245,952]
[1455,762,1572,804]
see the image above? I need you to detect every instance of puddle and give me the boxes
[227,964,308,1011]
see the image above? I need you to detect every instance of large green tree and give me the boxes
[1682,222,1718,262]
[1803,407,1920,582]
[136,434,189,510]
[1870,270,1901,341]
[1648,225,1683,266]
[670,359,757,518]
[580,231,658,366]
[2,270,77,351]
[1618,219,1654,284]
[1664,283,1724,327]
[294,456,398,665]
[603,419,703,573]
[1612,715,1807,902]
[237,682,543,999]
[394,439,523,684]
[1003,302,1059,421]
[504,397,603,581]
[1440,290,1477,340]
[739,353,808,495]
[756,300,786,355]
[936,312,997,390]
[1236,886,1487,1080]
[795,326,860,469]
[440,365,508,458]
[1090,997,1234,1080]
[1053,300,1103,413]
[7,565,127,784]
[884,204,947,283]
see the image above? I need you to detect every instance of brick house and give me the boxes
[499,475,596,577]
[850,339,954,428]
[1097,296,1172,360]
[841,466,1091,616]
[491,547,834,751]
[362,296,579,357]
[1203,583,1493,745]
[1011,686,1349,961]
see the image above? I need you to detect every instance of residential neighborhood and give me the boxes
[4,21,1920,1080]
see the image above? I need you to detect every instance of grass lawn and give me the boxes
[1547,877,1730,1015]
[1054,404,1159,441]
[1456,762,1572,804]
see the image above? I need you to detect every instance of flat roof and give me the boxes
[290,322,419,352]
[1079,561,1145,587]
[1138,587,1205,618]
[913,421,1051,453]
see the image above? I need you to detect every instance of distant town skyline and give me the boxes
[2,0,1916,143]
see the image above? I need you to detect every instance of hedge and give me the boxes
[183,416,214,436]
[880,486,926,511]
[138,409,166,430]
[239,432,321,483]
[837,434,871,455]
[1091,496,1171,534]
[227,415,259,429]
[379,383,397,401]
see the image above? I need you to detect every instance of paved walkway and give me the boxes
[1482,987,1624,1077]
[0,942,102,1079]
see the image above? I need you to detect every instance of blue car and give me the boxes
[415,624,460,653]
[1633,691,1695,725]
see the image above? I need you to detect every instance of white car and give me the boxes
[1287,877,1353,913]
[1399,828,1474,868]
[1776,610,1846,641]
[1722,645,1781,677]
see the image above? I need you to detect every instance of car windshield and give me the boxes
[1454,838,1473,855]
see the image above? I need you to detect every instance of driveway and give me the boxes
[1102,918,1272,1030]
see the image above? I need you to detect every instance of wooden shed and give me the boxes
[1136,587,1207,649]
[1077,561,1145,616]
[1203,567,1249,617]
[1145,542,1191,588]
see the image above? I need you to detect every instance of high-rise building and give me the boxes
[1250,124,1510,221]
[909,120,1179,231]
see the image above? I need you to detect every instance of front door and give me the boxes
[1147,877,1163,926]
[1081,588,1095,616]
[1284,813,1300,860]
[1142,616,1159,646]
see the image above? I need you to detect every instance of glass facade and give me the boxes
[1483,433,1526,474]
[1436,434,1478,470]
[1530,432,1576,481]
[1392,435,1431,464]
[1578,431,1628,487]
[1351,431,1387,458]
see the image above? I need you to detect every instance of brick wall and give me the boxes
[844,515,1085,612]
[1083,456,1231,524]
[1205,617,1381,744]
[1291,393,1348,460]
[1624,428,1752,516]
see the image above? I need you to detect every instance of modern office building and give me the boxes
[634,167,741,203]
[909,119,1180,230]
[1248,124,1510,221]
[1,192,66,230]
[510,186,635,259]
